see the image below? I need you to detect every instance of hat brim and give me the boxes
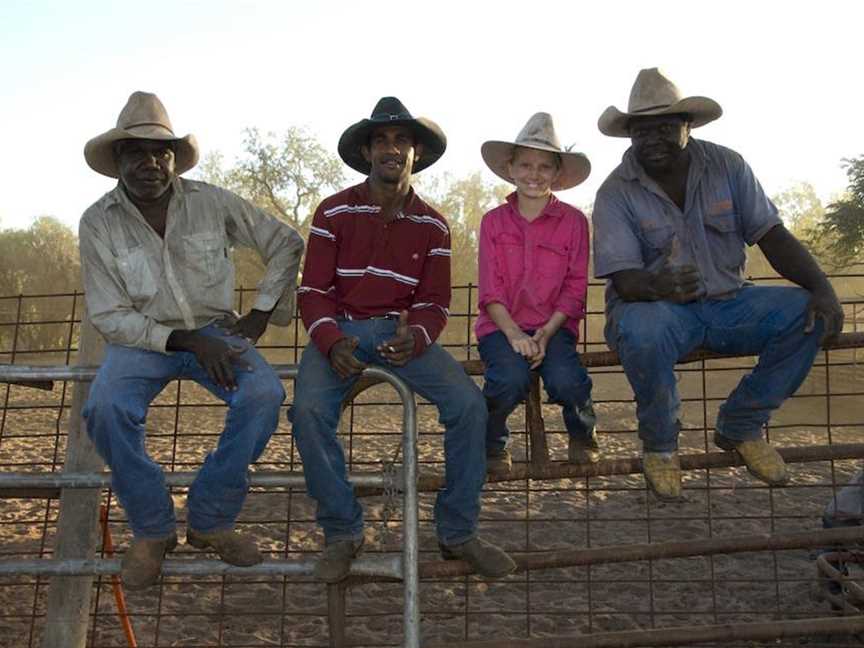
[337,117,446,175]
[84,124,199,178]
[597,96,723,138]
[481,140,591,191]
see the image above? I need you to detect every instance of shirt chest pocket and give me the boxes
[535,242,569,303]
[116,246,158,303]
[182,232,230,287]
[494,232,524,284]
[703,213,745,272]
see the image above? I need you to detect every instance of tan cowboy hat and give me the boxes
[481,113,591,191]
[84,91,199,178]
[338,96,446,175]
[598,68,723,138]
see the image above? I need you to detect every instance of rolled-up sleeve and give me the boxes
[592,183,644,278]
[477,211,508,311]
[79,217,174,352]
[727,152,782,245]
[220,188,305,326]
[553,210,589,322]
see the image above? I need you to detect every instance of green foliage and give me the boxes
[414,171,509,286]
[0,217,81,352]
[810,156,864,270]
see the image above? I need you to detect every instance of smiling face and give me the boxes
[628,114,691,175]
[361,125,423,185]
[115,139,176,202]
[507,146,561,200]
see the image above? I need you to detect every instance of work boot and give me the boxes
[121,532,178,590]
[439,536,516,578]
[486,447,512,473]
[186,527,262,566]
[643,451,682,501]
[714,433,788,485]
[568,432,601,464]
[314,537,364,583]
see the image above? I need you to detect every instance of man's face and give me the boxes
[507,147,560,200]
[115,139,176,202]
[628,114,690,175]
[362,125,423,185]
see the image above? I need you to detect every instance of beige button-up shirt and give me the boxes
[79,178,305,353]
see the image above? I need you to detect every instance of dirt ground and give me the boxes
[0,349,862,648]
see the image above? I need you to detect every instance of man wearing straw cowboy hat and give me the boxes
[291,96,516,582]
[477,113,597,471]
[79,91,304,588]
[592,68,843,501]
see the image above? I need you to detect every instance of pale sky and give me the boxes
[2,0,863,230]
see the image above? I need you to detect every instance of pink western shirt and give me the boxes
[475,193,590,341]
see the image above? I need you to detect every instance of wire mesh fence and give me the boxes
[0,276,863,648]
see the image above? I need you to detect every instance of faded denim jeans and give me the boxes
[83,324,285,538]
[479,328,594,454]
[606,286,823,453]
[288,318,487,546]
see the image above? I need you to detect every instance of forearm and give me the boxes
[541,311,568,335]
[486,302,524,338]
[758,225,834,294]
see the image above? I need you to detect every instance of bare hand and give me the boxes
[329,337,366,379]
[529,328,552,369]
[377,311,416,366]
[506,328,539,360]
[651,247,703,303]
[805,285,844,343]
[190,335,252,391]
[217,310,271,344]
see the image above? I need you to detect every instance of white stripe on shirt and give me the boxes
[310,226,336,240]
[307,316,338,336]
[335,266,419,286]
[323,204,381,218]
[405,214,448,234]
[427,248,451,257]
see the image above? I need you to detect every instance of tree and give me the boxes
[0,217,81,352]
[198,127,345,235]
[810,156,864,269]
[196,127,346,291]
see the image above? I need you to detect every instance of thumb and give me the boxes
[397,310,410,334]
[349,336,360,350]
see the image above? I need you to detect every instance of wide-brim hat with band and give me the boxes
[598,68,723,138]
[84,91,199,178]
[481,112,591,191]
[338,96,446,175]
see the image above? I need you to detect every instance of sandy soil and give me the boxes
[0,350,862,648]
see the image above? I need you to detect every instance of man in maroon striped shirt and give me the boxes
[290,97,516,582]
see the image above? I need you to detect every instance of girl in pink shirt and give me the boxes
[477,113,596,470]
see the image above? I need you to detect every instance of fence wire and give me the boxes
[0,277,863,648]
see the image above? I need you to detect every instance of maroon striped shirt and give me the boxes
[298,182,451,356]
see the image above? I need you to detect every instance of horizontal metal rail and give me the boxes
[424,615,864,648]
[0,470,388,490]
[0,554,403,579]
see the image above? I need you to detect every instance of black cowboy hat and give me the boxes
[337,97,447,175]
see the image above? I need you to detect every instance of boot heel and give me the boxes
[713,432,737,451]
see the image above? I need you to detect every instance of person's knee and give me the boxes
[237,373,285,411]
[486,371,531,407]
[615,302,688,355]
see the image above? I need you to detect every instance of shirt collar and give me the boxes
[505,191,564,220]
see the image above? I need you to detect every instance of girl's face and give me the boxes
[507,147,560,200]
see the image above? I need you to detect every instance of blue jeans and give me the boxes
[478,329,594,453]
[605,286,823,452]
[83,324,285,538]
[288,318,487,546]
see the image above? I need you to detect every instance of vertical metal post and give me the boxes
[40,319,105,648]
[327,583,347,648]
[526,374,549,467]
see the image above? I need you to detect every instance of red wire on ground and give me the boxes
[99,505,138,648]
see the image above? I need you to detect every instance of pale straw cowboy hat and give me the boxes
[598,68,723,138]
[84,91,200,178]
[481,113,591,191]
[338,96,446,175]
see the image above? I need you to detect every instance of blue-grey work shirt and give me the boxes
[592,138,782,318]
